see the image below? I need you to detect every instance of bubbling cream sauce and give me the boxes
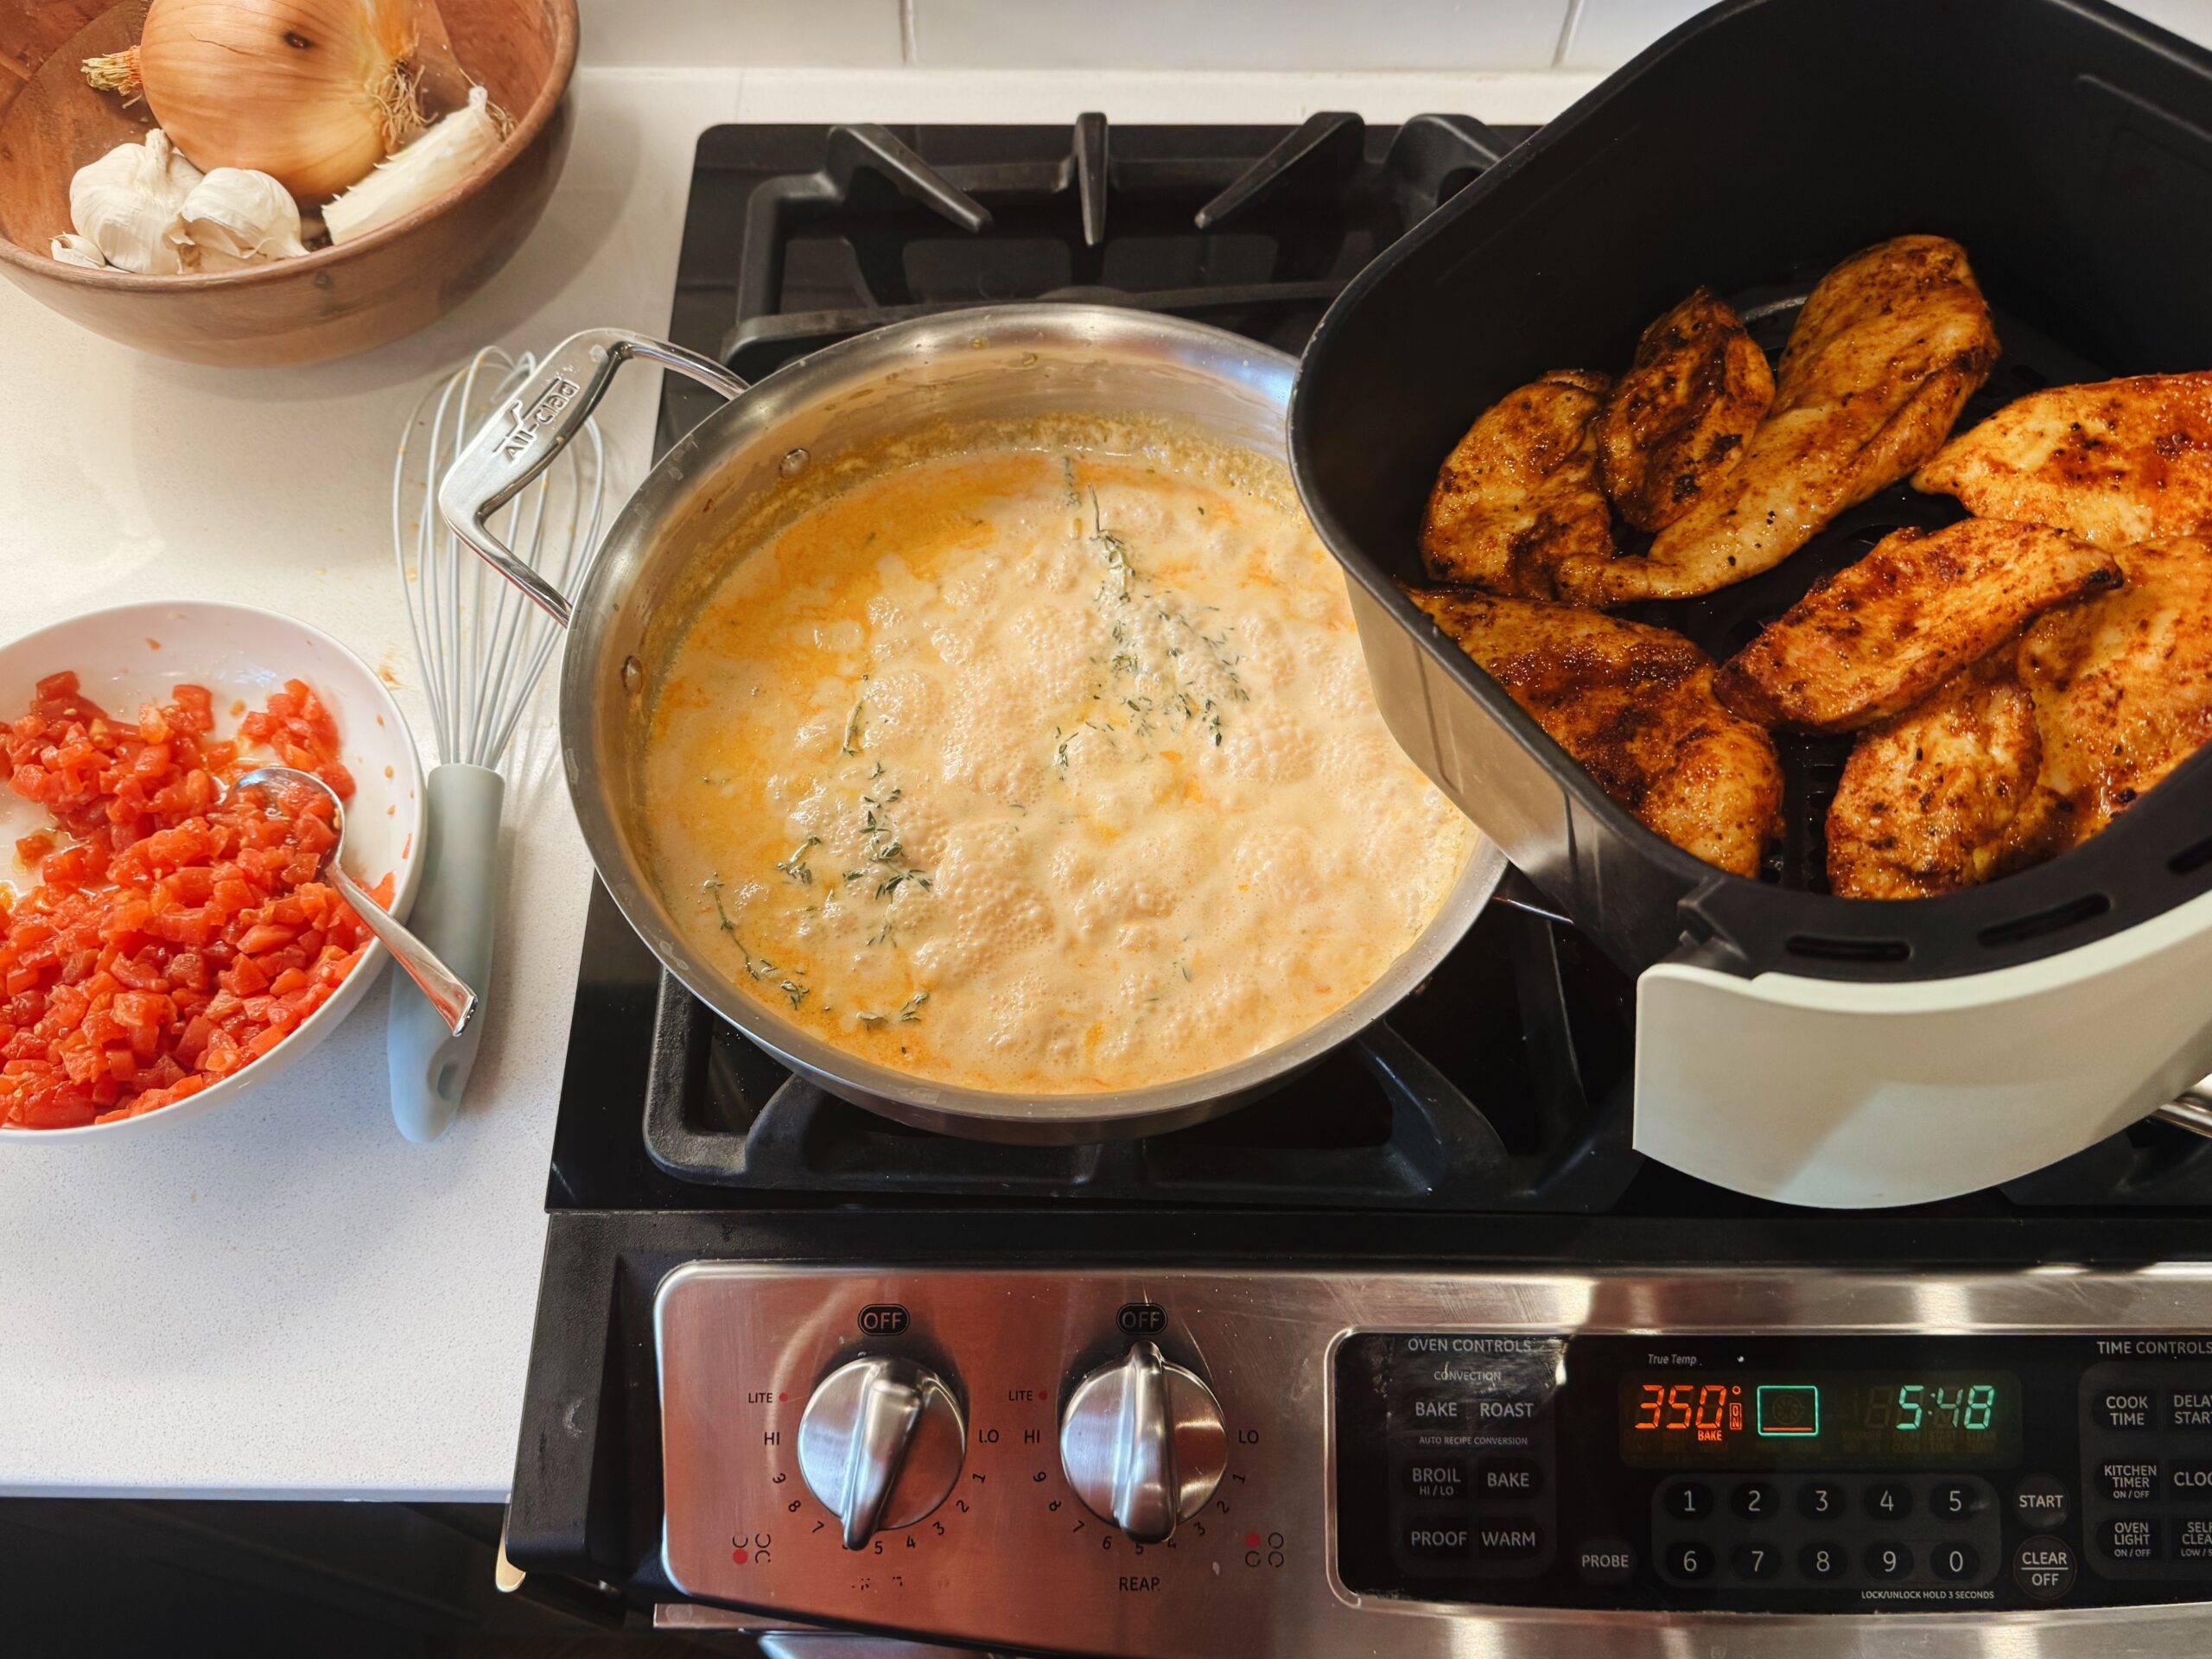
[644,426,1473,1094]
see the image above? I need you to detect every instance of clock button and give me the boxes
[1929,1480,1981,1519]
[1932,1541,1980,1582]
[2012,1473,2070,1529]
[1865,1480,1912,1520]
[1662,1480,1714,1521]
[2014,1536,2077,1602]
[1731,1541,1780,1580]
[1866,1541,1913,1581]
[1800,1541,1846,1581]
[1665,1540,1716,1582]
[1797,1480,1846,1520]
[1729,1481,1777,1521]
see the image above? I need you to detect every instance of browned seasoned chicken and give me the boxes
[2002,537,2212,861]
[1405,586,1783,875]
[1713,519,2121,734]
[1827,658,2043,899]
[1914,371,2212,546]
[1420,369,1614,598]
[1568,236,1999,603]
[1597,288,1775,531]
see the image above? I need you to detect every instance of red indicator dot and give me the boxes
[730,1547,749,1565]
[778,1392,788,1402]
[1245,1530,1262,1548]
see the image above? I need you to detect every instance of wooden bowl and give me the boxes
[0,0,576,365]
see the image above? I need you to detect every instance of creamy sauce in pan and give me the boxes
[644,429,1471,1094]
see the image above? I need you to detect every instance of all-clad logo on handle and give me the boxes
[497,374,584,459]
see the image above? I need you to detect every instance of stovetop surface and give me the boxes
[550,116,2212,1230]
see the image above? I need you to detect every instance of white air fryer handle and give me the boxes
[1631,883,2212,1207]
[386,765,505,1143]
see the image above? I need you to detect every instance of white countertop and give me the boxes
[0,64,1586,1501]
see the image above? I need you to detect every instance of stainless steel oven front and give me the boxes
[653,1265,2212,1656]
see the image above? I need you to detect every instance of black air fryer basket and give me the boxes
[1292,0,2212,982]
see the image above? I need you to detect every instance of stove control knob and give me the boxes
[797,1356,966,1550]
[1059,1341,1227,1544]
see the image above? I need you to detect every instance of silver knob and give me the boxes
[1058,1341,1227,1543]
[797,1356,965,1550]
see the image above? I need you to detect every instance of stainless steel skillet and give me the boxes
[441,305,1503,1141]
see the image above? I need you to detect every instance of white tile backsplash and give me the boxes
[579,0,906,67]
[904,0,1572,72]
[570,0,2212,76]
[1557,0,1710,70]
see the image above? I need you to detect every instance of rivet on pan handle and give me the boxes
[438,328,747,626]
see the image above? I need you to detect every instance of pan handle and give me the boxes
[438,328,747,627]
[2154,1084,2212,1140]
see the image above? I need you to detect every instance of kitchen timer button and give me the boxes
[2012,1474,2070,1529]
[2014,1536,2077,1603]
[2099,1459,2161,1503]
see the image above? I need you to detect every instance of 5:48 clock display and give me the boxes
[1618,1370,2023,1468]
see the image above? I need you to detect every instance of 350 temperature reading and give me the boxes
[1618,1371,2021,1468]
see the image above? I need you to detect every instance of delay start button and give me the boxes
[2014,1536,2077,1603]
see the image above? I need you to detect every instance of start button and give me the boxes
[2014,1536,2077,1603]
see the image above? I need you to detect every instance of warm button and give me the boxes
[2094,1388,2156,1431]
[2013,1536,2077,1603]
[1474,1519,1545,1560]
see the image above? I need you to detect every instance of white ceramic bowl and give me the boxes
[0,601,425,1139]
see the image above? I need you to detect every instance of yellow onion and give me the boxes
[84,0,426,202]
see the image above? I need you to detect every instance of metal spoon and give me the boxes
[231,766,478,1038]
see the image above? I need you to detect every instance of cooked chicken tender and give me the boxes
[1419,369,1614,599]
[1571,236,1999,602]
[2003,537,2212,861]
[1714,519,2120,733]
[1598,288,1775,531]
[1827,658,2042,899]
[1914,371,2212,547]
[1406,586,1782,875]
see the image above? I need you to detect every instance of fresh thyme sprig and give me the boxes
[703,875,809,1008]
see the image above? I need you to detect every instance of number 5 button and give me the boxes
[1931,1481,1983,1519]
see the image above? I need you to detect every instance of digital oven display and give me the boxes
[1618,1371,2024,1468]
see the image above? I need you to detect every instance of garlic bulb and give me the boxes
[68,130,204,276]
[181,168,309,262]
[49,233,111,270]
[324,84,505,245]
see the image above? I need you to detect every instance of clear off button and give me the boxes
[2014,1536,2077,1603]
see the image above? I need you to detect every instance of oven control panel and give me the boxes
[655,1268,2212,1656]
[1335,1332,2212,1611]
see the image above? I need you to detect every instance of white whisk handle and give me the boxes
[438,328,746,626]
[387,764,507,1143]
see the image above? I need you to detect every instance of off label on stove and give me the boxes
[1117,1303,1167,1335]
[857,1304,909,1335]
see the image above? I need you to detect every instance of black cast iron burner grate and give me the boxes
[639,904,1638,1211]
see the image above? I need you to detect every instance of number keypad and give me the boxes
[1654,1474,1999,1592]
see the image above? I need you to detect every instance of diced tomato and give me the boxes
[0,677,372,1130]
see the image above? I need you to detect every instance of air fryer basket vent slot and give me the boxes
[1785,934,1910,964]
[1977,892,2113,950]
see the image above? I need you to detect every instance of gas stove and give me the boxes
[506,118,2212,1655]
